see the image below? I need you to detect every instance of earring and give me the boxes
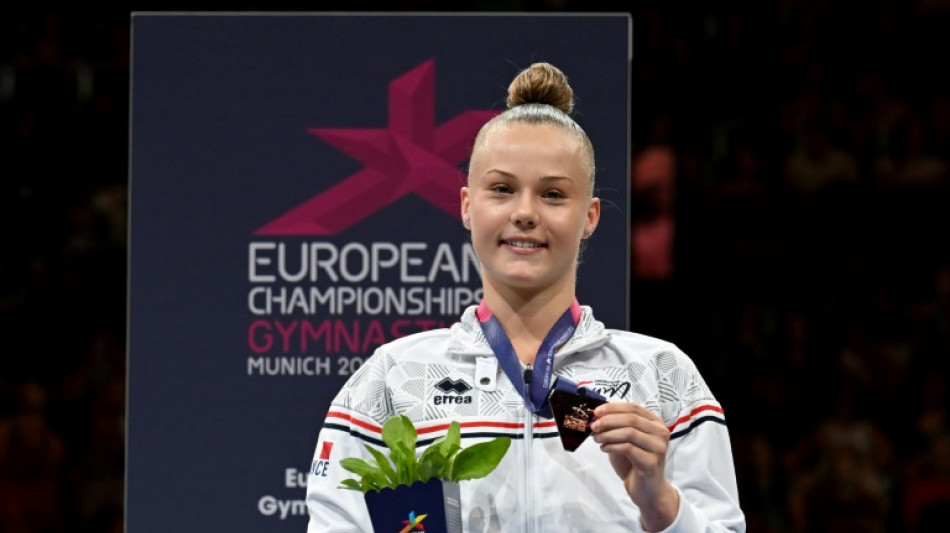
[583,231,592,239]
[463,219,471,230]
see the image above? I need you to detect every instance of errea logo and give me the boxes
[433,378,473,405]
[435,378,472,394]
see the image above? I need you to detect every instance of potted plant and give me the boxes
[339,415,511,533]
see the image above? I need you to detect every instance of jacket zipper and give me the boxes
[523,365,534,533]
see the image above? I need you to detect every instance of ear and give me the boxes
[460,186,471,227]
[585,196,601,237]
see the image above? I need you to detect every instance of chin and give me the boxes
[496,271,558,291]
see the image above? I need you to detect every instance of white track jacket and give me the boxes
[306,305,745,532]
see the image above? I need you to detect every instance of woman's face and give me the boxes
[461,122,599,297]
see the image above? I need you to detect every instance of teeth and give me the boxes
[507,240,540,249]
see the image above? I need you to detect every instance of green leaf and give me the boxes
[339,457,379,477]
[336,417,512,494]
[418,445,449,481]
[382,415,418,483]
[419,421,462,479]
[395,455,413,485]
[417,456,445,481]
[449,438,511,482]
[339,457,388,489]
[381,415,417,451]
[361,478,381,493]
[338,479,363,492]
[364,444,398,487]
[440,421,462,456]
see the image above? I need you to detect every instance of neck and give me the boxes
[481,280,576,364]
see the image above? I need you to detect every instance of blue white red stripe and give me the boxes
[323,408,560,446]
[667,404,727,439]
[323,403,727,446]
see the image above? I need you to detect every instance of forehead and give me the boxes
[478,121,580,149]
[471,123,587,175]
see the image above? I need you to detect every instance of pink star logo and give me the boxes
[254,59,498,235]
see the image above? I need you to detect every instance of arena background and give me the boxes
[1,2,948,533]
[126,13,630,532]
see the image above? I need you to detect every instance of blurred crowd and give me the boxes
[628,2,950,532]
[0,2,947,532]
[1,3,128,533]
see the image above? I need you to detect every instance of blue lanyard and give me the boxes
[477,301,584,418]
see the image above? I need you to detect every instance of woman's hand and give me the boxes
[590,402,679,532]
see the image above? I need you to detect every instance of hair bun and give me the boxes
[506,62,574,115]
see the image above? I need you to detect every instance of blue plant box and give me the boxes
[364,479,461,533]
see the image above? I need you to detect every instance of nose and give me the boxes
[512,195,539,228]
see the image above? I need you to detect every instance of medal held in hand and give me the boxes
[549,388,608,452]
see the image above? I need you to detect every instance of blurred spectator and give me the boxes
[734,432,788,533]
[631,145,676,280]
[788,438,890,533]
[0,381,67,532]
[904,431,950,532]
[874,114,948,191]
[783,122,860,198]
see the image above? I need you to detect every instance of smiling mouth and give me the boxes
[502,240,546,249]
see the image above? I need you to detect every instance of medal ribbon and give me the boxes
[477,299,601,418]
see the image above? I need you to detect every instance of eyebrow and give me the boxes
[482,169,575,183]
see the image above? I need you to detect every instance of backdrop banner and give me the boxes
[127,12,630,532]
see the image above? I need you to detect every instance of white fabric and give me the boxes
[306,305,745,532]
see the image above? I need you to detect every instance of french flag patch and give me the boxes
[319,441,334,460]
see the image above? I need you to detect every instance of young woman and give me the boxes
[306,62,745,533]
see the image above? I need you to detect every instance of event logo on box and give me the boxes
[246,60,496,377]
[400,511,427,532]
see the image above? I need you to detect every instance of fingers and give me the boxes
[599,439,665,470]
[589,402,669,455]
[593,402,662,424]
[590,402,676,519]
[593,428,668,457]
[590,402,666,438]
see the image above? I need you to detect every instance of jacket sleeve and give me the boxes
[655,348,746,533]
[306,349,393,533]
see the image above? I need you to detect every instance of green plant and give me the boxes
[338,415,511,493]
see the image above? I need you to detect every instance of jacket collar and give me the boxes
[447,304,611,359]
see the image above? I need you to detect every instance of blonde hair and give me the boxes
[471,62,596,193]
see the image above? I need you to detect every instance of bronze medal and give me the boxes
[548,388,607,452]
